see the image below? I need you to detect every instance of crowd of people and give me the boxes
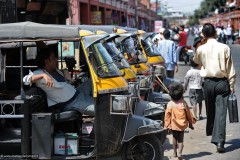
[158,23,236,160]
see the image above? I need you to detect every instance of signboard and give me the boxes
[58,42,75,58]
[91,11,102,24]
[154,20,163,32]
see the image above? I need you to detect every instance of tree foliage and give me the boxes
[188,0,227,26]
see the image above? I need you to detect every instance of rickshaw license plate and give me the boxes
[54,133,79,155]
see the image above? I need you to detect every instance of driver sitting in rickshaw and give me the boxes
[23,48,94,116]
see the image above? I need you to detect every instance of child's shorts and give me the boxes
[189,89,204,105]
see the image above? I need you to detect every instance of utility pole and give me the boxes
[135,0,138,29]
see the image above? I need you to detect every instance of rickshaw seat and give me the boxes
[53,109,81,136]
[16,87,82,125]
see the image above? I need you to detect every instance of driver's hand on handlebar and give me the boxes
[42,74,54,87]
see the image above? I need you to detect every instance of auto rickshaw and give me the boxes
[77,26,167,142]
[77,25,150,77]
[0,22,165,160]
[98,30,167,120]
[79,26,169,122]
[120,28,180,93]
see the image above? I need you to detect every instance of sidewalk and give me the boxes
[162,62,240,160]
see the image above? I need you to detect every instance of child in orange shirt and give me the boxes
[164,82,195,160]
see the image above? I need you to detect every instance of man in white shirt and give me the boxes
[193,23,236,153]
[23,48,94,116]
[225,24,233,44]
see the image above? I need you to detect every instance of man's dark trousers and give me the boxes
[203,78,230,144]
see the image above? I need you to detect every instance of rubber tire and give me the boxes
[121,135,163,160]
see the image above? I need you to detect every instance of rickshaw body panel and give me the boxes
[122,114,165,142]
[79,30,95,37]
[120,68,136,80]
[138,32,165,66]
[131,63,150,74]
[116,28,128,34]
[95,93,127,156]
[137,30,146,35]
[97,77,128,94]
[147,55,165,65]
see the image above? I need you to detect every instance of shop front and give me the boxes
[0,0,16,23]
[16,0,68,24]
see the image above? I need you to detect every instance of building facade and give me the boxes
[68,0,159,31]
[200,0,240,32]
[4,0,160,32]
[0,0,16,23]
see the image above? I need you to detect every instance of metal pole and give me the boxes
[60,40,63,69]
[20,42,31,156]
[21,99,31,156]
[135,0,138,29]
[156,0,158,13]
[20,42,25,99]
[149,10,151,32]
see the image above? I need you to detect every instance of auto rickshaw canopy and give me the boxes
[0,21,80,42]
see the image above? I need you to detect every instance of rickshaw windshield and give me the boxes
[124,37,135,52]
[89,42,122,78]
[144,37,160,56]
[105,41,130,69]
[123,37,147,64]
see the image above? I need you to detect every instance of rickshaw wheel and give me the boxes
[122,135,163,160]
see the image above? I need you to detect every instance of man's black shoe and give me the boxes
[217,143,225,153]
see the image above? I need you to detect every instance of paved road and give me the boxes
[163,39,240,160]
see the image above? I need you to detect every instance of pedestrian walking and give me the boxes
[225,24,233,44]
[193,23,236,153]
[178,25,188,47]
[164,82,195,160]
[184,57,204,120]
[183,37,205,120]
[158,29,178,78]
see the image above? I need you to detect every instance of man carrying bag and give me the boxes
[193,23,236,153]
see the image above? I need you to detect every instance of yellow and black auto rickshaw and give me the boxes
[0,22,165,160]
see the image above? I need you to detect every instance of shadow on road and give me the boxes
[182,151,212,160]
[225,139,240,152]
[163,137,172,150]
[178,63,189,67]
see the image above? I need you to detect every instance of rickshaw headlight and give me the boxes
[153,65,166,76]
[110,94,133,115]
[137,75,153,89]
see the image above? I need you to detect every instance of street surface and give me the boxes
[163,36,240,160]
